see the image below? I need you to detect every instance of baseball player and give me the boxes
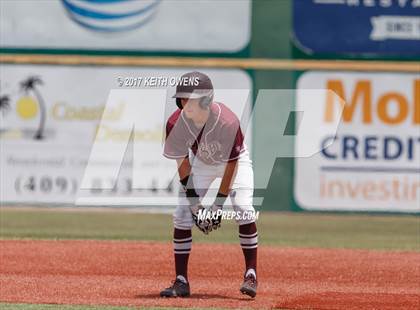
[160,71,258,298]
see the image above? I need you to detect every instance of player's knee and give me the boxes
[239,222,257,234]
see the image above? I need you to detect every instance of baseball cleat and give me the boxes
[160,278,190,297]
[240,274,257,298]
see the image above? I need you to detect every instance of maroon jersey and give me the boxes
[164,102,245,165]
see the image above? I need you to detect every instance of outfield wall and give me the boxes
[1,0,418,213]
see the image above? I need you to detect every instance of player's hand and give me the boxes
[190,203,212,234]
[209,192,228,230]
[209,203,223,230]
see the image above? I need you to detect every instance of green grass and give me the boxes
[0,304,221,310]
[0,304,132,310]
[0,208,418,251]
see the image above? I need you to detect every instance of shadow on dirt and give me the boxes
[134,293,254,301]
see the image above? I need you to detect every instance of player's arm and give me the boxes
[164,120,210,233]
[176,157,211,234]
[176,156,200,203]
[210,118,244,229]
[209,159,238,230]
[176,157,192,181]
[216,120,243,205]
[214,158,238,206]
[219,159,238,196]
[165,120,198,202]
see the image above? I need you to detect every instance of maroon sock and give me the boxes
[173,228,192,281]
[239,222,258,275]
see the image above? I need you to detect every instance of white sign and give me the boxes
[0,64,252,204]
[295,71,420,212]
[0,0,250,52]
[371,16,420,41]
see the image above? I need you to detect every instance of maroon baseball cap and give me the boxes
[172,71,214,99]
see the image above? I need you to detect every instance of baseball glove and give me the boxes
[190,203,212,234]
[209,192,228,230]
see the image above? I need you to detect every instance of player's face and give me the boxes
[181,98,201,119]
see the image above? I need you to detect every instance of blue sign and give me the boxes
[293,0,420,56]
[61,0,161,32]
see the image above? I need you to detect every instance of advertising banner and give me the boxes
[293,0,420,55]
[294,71,420,212]
[0,0,250,53]
[0,65,252,204]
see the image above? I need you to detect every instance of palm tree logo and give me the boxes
[0,94,10,115]
[0,94,10,134]
[20,76,47,140]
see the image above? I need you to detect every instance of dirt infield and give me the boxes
[0,240,419,309]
